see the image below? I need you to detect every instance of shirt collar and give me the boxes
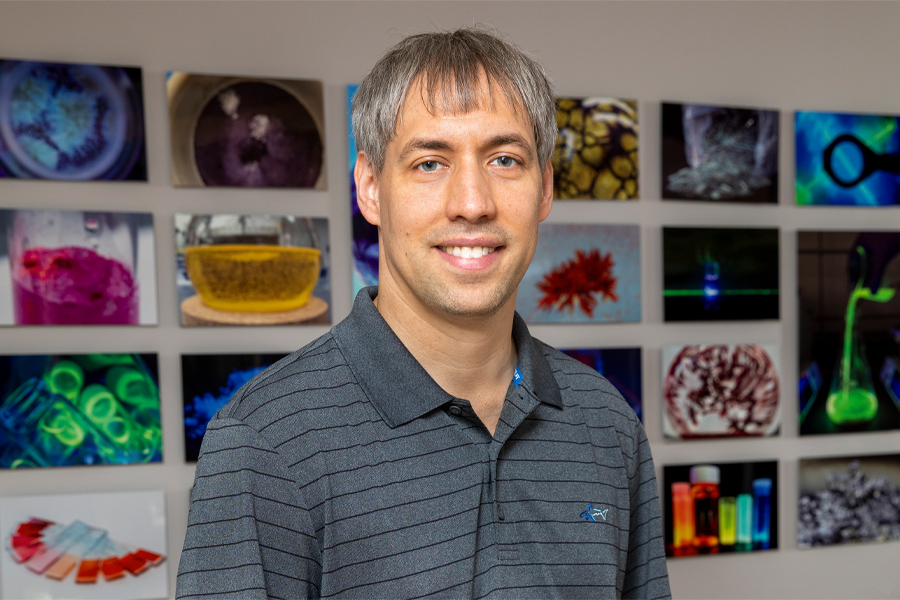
[332,287,563,428]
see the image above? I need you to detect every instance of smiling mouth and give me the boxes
[438,245,497,259]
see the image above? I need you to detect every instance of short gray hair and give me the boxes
[352,27,556,174]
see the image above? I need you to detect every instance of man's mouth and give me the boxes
[438,246,497,259]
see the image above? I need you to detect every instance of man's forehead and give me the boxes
[399,73,529,127]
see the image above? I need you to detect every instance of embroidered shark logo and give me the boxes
[580,504,609,522]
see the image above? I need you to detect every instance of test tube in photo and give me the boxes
[718,497,736,546]
[736,493,753,551]
[671,482,695,553]
[753,478,773,549]
[689,465,720,549]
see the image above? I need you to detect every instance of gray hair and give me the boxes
[352,27,556,174]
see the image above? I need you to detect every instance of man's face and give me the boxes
[356,79,553,320]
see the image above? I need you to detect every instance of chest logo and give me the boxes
[580,504,609,522]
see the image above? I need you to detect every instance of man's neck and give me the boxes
[374,286,517,436]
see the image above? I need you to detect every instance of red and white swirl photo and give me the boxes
[662,344,781,440]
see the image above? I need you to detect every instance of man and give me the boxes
[177,28,670,599]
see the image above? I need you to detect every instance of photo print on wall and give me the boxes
[349,84,378,297]
[662,344,781,440]
[182,353,287,462]
[799,453,900,549]
[0,209,157,326]
[796,111,900,206]
[663,227,779,322]
[516,223,640,323]
[552,97,638,199]
[175,214,330,326]
[661,102,778,203]
[798,231,900,435]
[663,460,778,558]
[0,59,147,181]
[558,347,642,421]
[0,490,167,600]
[167,72,325,188]
[0,353,161,469]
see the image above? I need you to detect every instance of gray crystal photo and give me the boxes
[798,454,900,549]
[662,102,778,203]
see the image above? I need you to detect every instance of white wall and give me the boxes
[1,1,899,598]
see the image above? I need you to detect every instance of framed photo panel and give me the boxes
[559,347,642,421]
[0,209,157,326]
[181,353,287,461]
[0,490,167,599]
[796,111,900,206]
[175,214,330,326]
[798,230,900,435]
[663,227,779,322]
[662,102,778,203]
[662,344,781,440]
[552,97,638,200]
[0,59,147,181]
[0,353,161,469]
[168,72,325,188]
[517,223,640,323]
[799,454,900,549]
[663,460,778,558]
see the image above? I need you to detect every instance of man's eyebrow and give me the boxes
[485,134,535,158]
[397,139,453,162]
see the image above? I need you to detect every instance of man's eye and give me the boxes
[418,160,441,172]
[492,156,518,168]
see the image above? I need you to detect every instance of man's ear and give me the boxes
[538,161,554,222]
[355,151,381,227]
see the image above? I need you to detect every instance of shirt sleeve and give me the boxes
[176,417,322,600]
[621,418,672,600]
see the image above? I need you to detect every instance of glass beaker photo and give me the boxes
[7,210,139,325]
[182,214,321,313]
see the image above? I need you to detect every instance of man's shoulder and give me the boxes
[533,338,641,428]
[215,330,354,429]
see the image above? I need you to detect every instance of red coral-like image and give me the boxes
[537,249,618,318]
[664,344,779,439]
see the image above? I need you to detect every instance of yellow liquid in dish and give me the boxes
[184,245,321,312]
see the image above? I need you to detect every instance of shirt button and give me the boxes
[448,405,462,416]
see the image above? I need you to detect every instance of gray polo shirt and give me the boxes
[177,288,671,599]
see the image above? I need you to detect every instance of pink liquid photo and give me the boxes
[12,246,138,325]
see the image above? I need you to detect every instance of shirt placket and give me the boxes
[490,385,541,562]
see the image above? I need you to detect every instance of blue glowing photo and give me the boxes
[558,347,642,421]
[349,84,379,297]
[663,227,779,322]
[796,111,900,206]
[0,60,147,181]
[181,353,286,461]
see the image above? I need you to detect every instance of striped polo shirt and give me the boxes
[177,288,671,599]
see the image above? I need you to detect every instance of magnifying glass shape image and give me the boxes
[823,133,900,188]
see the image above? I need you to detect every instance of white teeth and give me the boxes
[441,246,495,258]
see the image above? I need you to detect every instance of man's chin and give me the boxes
[420,287,517,321]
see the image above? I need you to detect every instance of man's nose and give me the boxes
[446,159,497,223]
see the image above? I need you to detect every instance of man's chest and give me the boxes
[299,409,631,598]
